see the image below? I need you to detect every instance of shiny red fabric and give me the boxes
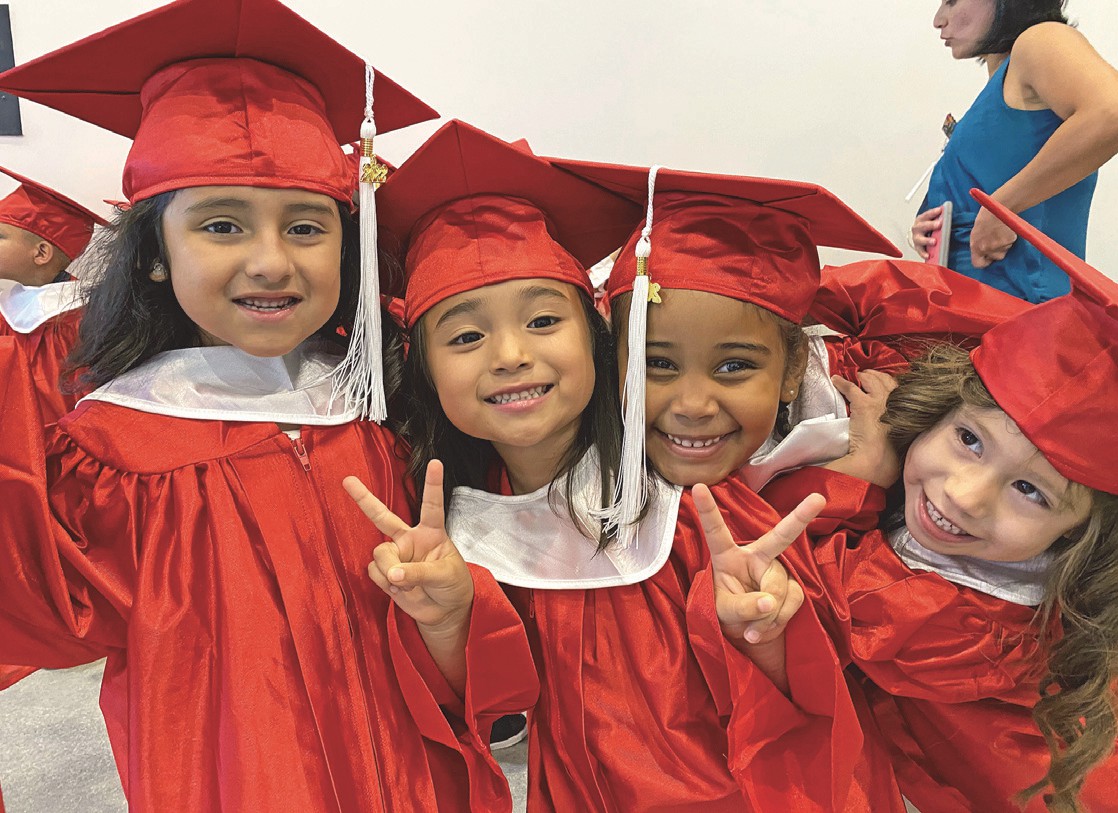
[0,167,106,260]
[607,193,820,323]
[0,337,538,812]
[762,466,1118,808]
[0,307,81,424]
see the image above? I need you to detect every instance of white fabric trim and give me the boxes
[889,526,1051,607]
[79,341,358,425]
[448,449,683,589]
[740,335,850,490]
[0,278,83,333]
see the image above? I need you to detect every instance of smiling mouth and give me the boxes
[234,296,301,312]
[664,432,731,449]
[925,497,967,536]
[485,384,553,405]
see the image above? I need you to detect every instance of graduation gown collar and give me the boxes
[740,332,849,490]
[0,277,82,333]
[80,339,358,425]
[448,447,683,589]
[889,525,1051,606]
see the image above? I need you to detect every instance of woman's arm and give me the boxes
[970,23,1118,268]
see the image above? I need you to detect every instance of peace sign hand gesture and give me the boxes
[693,485,824,647]
[343,460,474,633]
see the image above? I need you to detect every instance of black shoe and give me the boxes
[490,712,528,751]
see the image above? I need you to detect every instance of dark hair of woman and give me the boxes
[976,0,1069,57]
[883,343,1118,813]
[64,193,406,420]
[400,290,622,549]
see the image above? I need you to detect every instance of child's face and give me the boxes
[904,406,1091,562]
[422,278,596,466]
[0,223,50,286]
[624,289,802,487]
[162,186,343,357]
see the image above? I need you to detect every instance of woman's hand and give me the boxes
[969,205,1018,268]
[827,371,901,488]
[910,205,943,260]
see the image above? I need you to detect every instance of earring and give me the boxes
[149,260,168,283]
[786,387,798,400]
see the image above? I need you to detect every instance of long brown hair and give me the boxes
[883,344,1118,812]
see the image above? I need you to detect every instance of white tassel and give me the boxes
[596,165,661,549]
[332,65,387,422]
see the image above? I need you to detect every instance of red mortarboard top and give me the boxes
[0,166,109,259]
[970,189,1118,495]
[0,0,437,205]
[552,158,901,324]
[376,120,642,328]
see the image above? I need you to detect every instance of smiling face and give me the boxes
[903,405,1091,562]
[421,278,596,490]
[160,186,343,357]
[933,0,997,59]
[622,288,805,488]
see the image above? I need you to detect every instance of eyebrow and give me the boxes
[434,297,485,329]
[520,284,569,304]
[182,198,337,218]
[644,340,773,354]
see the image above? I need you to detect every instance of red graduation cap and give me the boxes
[376,120,642,327]
[551,158,901,323]
[0,166,108,260]
[0,0,437,205]
[970,189,1118,495]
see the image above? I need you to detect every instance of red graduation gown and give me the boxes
[0,306,81,425]
[763,466,1118,811]
[0,337,538,812]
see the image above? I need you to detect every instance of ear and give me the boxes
[780,335,810,404]
[31,240,56,266]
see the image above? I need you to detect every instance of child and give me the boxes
[756,191,1118,812]
[0,165,107,424]
[0,2,536,811]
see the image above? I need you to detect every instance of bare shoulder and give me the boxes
[1011,22,1096,68]
[1009,23,1118,113]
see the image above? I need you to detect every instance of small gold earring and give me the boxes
[149,260,168,283]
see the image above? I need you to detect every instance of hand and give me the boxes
[828,371,901,488]
[343,460,474,633]
[910,205,943,260]
[693,484,824,647]
[970,205,1018,268]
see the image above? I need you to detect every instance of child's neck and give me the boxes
[494,422,580,496]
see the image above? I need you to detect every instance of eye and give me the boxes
[528,315,559,329]
[955,426,982,454]
[1012,480,1050,508]
[715,359,758,374]
[646,357,677,372]
[449,331,483,346]
[203,220,240,235]
[289,223,325,236]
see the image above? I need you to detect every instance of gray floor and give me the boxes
[0,662,528,813]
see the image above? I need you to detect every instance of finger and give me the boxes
[344,476,410,541]
[971,249,991,269]
[371,539,404,583]
[857,369,898,395]
[417,459,447,533]
[383,558,465,592]
[719,591,780,627]
[830,375,862,403]
[747,579,805,640]
[749,493,826,562]
[692,484,737,558]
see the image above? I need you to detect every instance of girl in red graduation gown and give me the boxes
[760,194,1118,812]
[0,3,536,811]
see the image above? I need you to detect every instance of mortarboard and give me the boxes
[0,166,108,260]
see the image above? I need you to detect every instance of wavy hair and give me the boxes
[976,0,1069,57]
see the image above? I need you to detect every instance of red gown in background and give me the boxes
[0,337,538,813]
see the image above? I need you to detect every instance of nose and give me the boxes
[942,464,996,518]
[933,5,948,29]
[490,329,532,374]
[670,376,719,423]
[243,231,295,284]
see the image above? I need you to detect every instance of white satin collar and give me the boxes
[889,526,1051,607]
[0,278,83,333]
[448,448,683,589]
[79,340,357,425]
[740,333,850,490]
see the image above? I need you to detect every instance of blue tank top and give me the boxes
[923,58,1097,303]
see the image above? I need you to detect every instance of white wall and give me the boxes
[1,0,1115,278]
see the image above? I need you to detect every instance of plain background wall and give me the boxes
[0,0,1115,278]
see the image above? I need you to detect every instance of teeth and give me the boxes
[238,297,296,311]
[488,386,548,405]
[666,433,724,449]
[925,499,965,535]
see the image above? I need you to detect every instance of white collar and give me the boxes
[740,333,850,490]
[79,340,358,425]
[889,526,1052,607]
[447,448,683,589]
[0,278,83,333]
